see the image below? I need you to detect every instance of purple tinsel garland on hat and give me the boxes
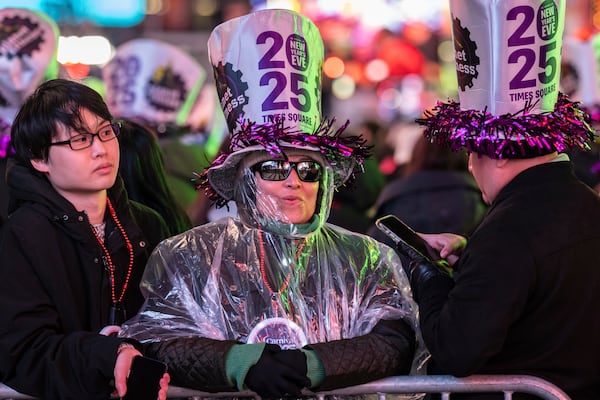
[583,103,600,124]
[196,117,371,207]
[416,92,596,159]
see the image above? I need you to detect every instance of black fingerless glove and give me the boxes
[408,259,453,303]
[394,237,431,265]
[245,344,309,397]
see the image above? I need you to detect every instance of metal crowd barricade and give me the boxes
[0,375,572,399]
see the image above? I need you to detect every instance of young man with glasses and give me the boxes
[119,9,421,398]
[0,78,170,399]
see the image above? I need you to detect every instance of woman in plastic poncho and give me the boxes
[119,8,424,399]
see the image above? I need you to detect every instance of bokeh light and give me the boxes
[331,75,356,99]
[58,36,114,66]
[324,56,345,79]
[364,59,389,82]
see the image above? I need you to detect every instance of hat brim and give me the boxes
[207,144,355,201]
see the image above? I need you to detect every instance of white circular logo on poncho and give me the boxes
[247,317,307,350]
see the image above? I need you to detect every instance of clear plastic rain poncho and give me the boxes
[120,146,427,371]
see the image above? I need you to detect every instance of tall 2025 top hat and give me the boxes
[200,9,369,206]
[102,38,206,129]
[417,0,595,159]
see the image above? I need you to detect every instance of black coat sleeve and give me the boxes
[306,318,416,390]
[145,337,239,392]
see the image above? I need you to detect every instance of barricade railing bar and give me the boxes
[0,375,572,399]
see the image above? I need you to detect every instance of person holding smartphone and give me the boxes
[119,9,421,398]
[403,1,600,399]
[0,79,170,399]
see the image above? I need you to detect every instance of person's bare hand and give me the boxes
[113,345,142,398]
[99,325,121,336]
[158,372,171,400]
[114,345,171,400]
[418,232,467,266]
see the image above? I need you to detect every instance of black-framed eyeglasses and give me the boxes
[49,121,121,151]
[252,160,322,182]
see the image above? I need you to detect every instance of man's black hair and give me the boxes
[10,78,113,165]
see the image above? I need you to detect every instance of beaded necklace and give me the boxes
[90,198,134,325]
[257,228,306,294]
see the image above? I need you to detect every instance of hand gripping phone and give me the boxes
[375,214,442,264]
[123,356,167,400]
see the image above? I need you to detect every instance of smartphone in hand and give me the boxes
[375,215,442,263]
[123,356,167,400]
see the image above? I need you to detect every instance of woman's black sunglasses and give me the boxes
[251,160,322,182]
